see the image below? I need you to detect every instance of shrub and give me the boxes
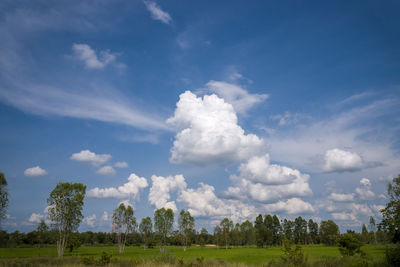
[337,233,362,256]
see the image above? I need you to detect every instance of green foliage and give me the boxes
[178,210,195,251]
[112,203,137,254]
[66,233,81,253]
[319,220,339,246]
[337,233,362,256]
[220,218,233,249]
[47,182,86,257]
[380,174,400,243]
[0,172,8,225]
[82,251,112,266]
[139,216,153,249]
[280,239,308,266]
[154,208,174,250]
[385,244,400,266]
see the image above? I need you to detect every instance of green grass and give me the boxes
[0,244,387,265]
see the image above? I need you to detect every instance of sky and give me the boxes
[0,0,399,233]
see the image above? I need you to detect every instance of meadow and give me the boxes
[0,244,388,266]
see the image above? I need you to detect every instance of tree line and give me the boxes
[0,172,399,256]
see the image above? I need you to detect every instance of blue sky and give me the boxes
[0,0,399,232]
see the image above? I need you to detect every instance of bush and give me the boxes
[386,244,400,266]
[337,233,362,256]
[280,239,308,266]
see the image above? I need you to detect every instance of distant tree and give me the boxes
[337,233,362,256]
[0,173,8,226]
[47,182,86,257]
[67,232,81,253]
[112,203,137,254]
[293,216,307,244]
[308,219,319,244]
[264,214,274,246]
[214,225,222,248]
[240,220,255,247]
[379,174,400,243]
[198,228,209,246]
[361,224,369,243]
[369,216,376,232]
[272,215,282,246]
[231,223,241,246]
[319,220,339,246]
[139,217,153,250]
[220,218,233,249]
[282,219,294,241]
[178,209,195,251]
[154,208,174,251]
[37,220,48,256]
[254,214,266,247]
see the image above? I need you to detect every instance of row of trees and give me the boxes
[0,173,399,256]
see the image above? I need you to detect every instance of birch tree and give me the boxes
[47,182,86,257]
[178,209,194,251]
[112,203,137,254]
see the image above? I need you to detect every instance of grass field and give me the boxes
[0,244,387,265]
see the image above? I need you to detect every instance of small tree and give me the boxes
[319,220,339,246]
[380,174,400,243]
[112,203,137,254]
[337,233,362,256]
[139,217,153,250]
[154,208,174,252]
[47,182,86,257]
[0,173,8,226]
[37,220,48,256]
[178,209,194,251]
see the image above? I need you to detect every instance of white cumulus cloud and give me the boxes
[101,211,109,221]
[96,165,116,176]
[167,91,264,165]
[28,213,44,223]
[263,198,315,214]
[87,173,148,199]
[224,154,312,203]
[70,150,111,166]
[144,1,172,24]
[355,178,375,200]
[83,214,96,227]
[323,148,363,172]
[148,175,187,212]
[24,166,47,177]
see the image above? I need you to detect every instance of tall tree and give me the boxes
[240,220,255,247]
[220,218,233,249]
[47,182,86,257]
[264,214,274,246]
[272,215,282,246]
[0,172,8,226]
[37,220,48,256]
[283,219,294,241]
[139,217,153,250]
[154,208,174,251]
[380,174,400,243]
[112,203,137,254]
[254,214,266,247]
[293,216,307,244]
[308,219,319,244]
[178,209,195,251]
[319,220,339,246]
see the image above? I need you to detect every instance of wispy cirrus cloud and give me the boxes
[143,1,172,24]
[72,43,122,69]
